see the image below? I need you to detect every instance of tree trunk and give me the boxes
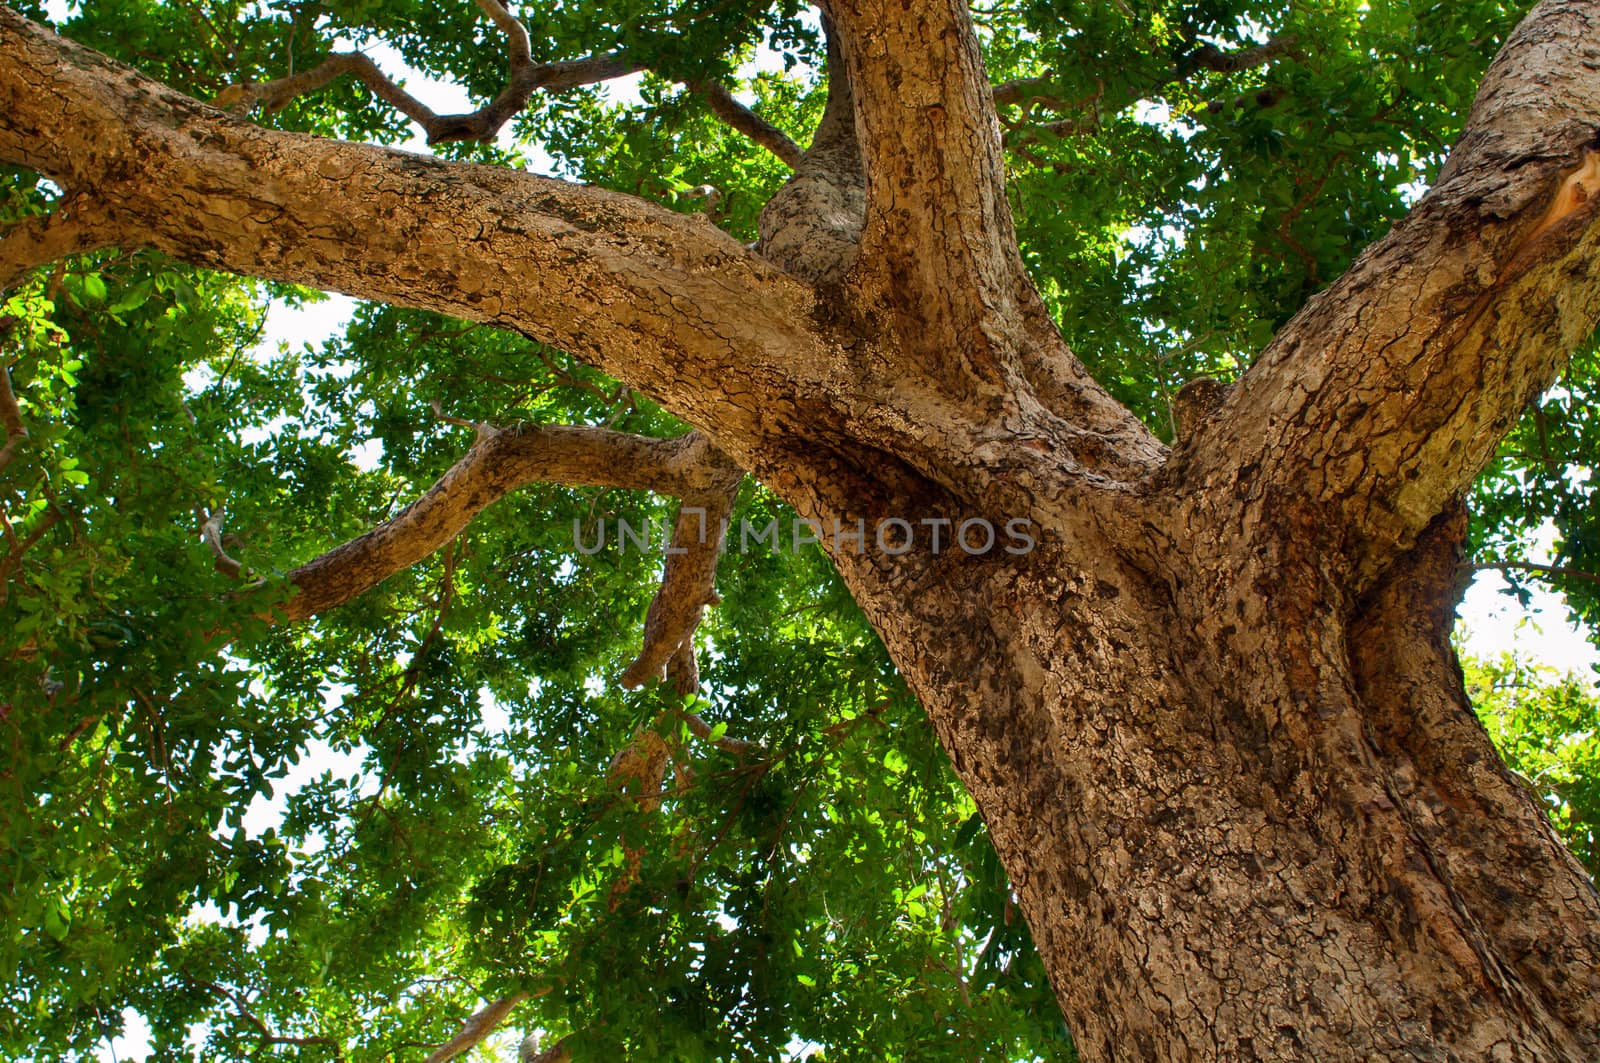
[5,0,1600,1059]
[829,506,1600,1061]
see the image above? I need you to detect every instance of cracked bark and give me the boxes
[4,1,1600,1058]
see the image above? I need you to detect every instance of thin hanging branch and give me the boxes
[1468,559,1600,586]
[215,0,642,144]
[619,456,742,690]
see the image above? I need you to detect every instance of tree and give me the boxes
[3,0,1599,1058]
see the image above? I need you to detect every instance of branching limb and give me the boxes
[0,8,834,463]
[214,0,799,168]
[422,993,529,1063]
[691,82,804,169]
[276,427,738,623]
[215,0,642,145]
[619,447,742,690]
[1182,0,1600,589]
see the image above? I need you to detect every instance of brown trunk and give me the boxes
[823,500,1600,1061]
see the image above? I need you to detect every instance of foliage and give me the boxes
[1,0,1595,1058]
[1464,654,1600,879]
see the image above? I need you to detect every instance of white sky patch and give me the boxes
[1132,99,1172,127]
[262,293,358,356]
[100,1009,152,1063]
[240,736,376,839]
[346,436,386,471]
[480,686,511,734]
[606,70,647,110]
[1456,523,1600,683]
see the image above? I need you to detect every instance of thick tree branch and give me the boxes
[0,7,835,463]
[814,2,1163,496]
[276,427,735,623]
[1181,0,1600,589]
[215,0,643,145]
[819,0,1031,391]
[422,993,527,1063]
[0,199,115,292]
[691,82,804,169]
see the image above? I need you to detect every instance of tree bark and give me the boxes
[826,511,1600,1061]
[4,1,1600,1059]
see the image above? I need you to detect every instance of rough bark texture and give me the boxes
[4,1,1600,1059]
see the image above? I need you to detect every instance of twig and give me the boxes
[191,979,343,1054]
[1468,559,1600,586]
[681,709,764,756]
[0,508,61,605]
[995,34,1299,150]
